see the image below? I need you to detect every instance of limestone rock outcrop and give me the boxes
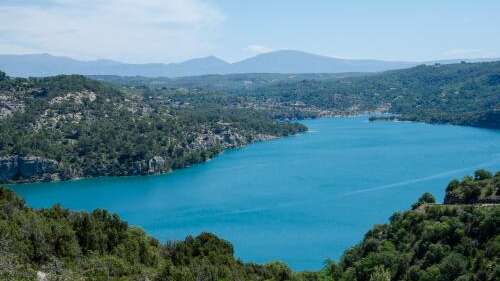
[131,156,170,175]
[0,155,59,182]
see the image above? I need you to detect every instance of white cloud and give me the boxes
[0,0,224,63]
[244,44,273,55]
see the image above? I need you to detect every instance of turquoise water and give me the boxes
[11,117,500,270]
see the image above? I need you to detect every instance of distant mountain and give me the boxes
[0,50,498,77]
[0,53,231,77]
[231,50,415,73]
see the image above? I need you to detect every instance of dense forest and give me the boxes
[0,71,305,183]
[96,61,500,128]
[1,170,498,280]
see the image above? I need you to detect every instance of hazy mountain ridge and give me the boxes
[231,50,415,73]
[2,50,497,77]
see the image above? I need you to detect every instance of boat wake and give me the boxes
[158,157,500,220]
[342,158,500,196]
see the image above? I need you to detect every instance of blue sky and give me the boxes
[0,0,499,63]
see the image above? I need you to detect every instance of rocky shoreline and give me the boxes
[0,156,59,183]
[0,130,287,184]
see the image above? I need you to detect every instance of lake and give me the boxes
[11,117,500,270]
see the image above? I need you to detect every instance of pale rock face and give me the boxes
[0,155,18,180]
[0,155,59,181]
[131,156,170,175]
[18,156,58,178]
[37,271,48,281]
[48,90,96,105]
[148,156,167,173]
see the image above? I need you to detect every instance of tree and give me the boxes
[412,192,436,209]
[369,266,391,281]
[463,184,481,203]
[324,259,343,281]
[474,169,492,180]
[445,179,460,192]
[438,253,466,281]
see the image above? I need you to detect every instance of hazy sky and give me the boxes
[1,0,499,63]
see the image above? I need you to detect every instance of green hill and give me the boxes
[0,72,305,183]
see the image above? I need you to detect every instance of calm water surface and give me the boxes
[11,117,500,270]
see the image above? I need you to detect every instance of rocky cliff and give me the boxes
[0,155,59,183]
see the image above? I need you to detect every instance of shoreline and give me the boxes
[3,128,306,186]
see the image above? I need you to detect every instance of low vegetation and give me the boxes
[1,170,498,280]
[444,169,500,204]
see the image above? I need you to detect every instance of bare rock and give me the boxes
[148,156,168,173]
[18,156,58,178]
[0,155,59,182]
[0,155,18,181]
[131,156,170,175]
[37,271,48,281]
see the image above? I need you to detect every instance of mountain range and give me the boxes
[0,50,497,77]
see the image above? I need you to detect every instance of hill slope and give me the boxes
[239,61,500,129]
[0,71,305,183]
[96,61,500,129]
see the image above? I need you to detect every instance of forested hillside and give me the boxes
[233,61,500,128]
[1,171,498,280]
[99,61,500,129]
[0,71,305,183]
